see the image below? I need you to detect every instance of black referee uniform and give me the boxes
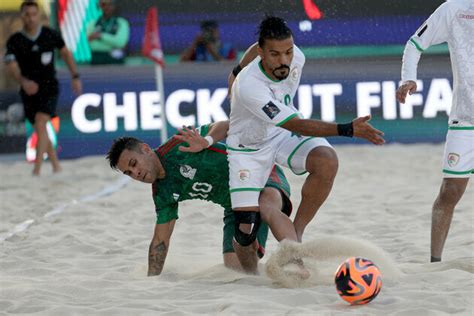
[4,26,65,124]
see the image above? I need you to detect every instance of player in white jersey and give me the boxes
[396,0,474,262]
[226,16,385,273]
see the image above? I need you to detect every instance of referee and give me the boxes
[4,0,82,176]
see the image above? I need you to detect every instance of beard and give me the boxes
[272,65,290,80]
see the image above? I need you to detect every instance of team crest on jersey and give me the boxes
[262,101,281,119]
[447,153,460,167]
[238,169,250,182]
[41,51,53,65]
[290,67,299,81]
[179,165,196,179]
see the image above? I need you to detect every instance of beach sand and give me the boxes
[0,144,472,315]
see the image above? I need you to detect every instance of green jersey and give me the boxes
[152,125,232,224]
[151,124,292,255]
[152,125,292,229]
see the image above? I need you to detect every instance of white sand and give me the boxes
[0,144,472,315]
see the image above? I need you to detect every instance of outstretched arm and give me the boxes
[148,220,175,276]
[281,115,385,145]
[176,120,230,153]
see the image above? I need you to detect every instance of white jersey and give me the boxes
[401,0,474,126]
[228,45,305,150]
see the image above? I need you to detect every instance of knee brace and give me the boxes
[233,211,261,247]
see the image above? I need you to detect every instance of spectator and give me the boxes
[180,20,236,62]
[87,0,130,65]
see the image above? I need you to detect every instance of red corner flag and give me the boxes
[142,7,165,67]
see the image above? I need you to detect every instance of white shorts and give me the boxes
[442,128,474,178]
[228,130,333,208]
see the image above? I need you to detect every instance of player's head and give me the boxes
[257,16,294,80]
[20,1,40,31]
[107,137,160,184]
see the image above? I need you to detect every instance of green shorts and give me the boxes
[222,165,292,257]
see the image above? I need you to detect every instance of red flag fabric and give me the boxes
[142,7,165,66]
[302,0,323,20]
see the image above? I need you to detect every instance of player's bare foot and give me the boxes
[284,258,310,280]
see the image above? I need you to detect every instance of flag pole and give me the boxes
[155,64,167,143]
[143,7,166,144]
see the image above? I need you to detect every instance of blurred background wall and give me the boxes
[0,0,451,157]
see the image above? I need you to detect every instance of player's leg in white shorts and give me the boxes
[227,145,276,208]
[442,129,474,178]
[274,132,333,175]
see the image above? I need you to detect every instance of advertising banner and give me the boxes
[0,57,452,158]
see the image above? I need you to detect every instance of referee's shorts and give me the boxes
[20,84,59,124]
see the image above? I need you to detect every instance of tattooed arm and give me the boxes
[148,220,176,276]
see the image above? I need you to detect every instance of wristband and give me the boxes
[72,73,80,79]
[337,122,354,137]
[204,135,214,148]
[232,64,242,77]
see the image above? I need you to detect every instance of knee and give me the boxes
[258,188,282,223]
[437,180,466,206]
[34,115,49,130]
[306,147,338,179]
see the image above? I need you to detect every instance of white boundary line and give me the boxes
[0,177,130,242]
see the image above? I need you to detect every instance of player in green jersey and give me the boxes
[106,121,295,276]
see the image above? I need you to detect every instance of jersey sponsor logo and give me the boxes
[41,51,53,65]
[262,101,281,119]
[179,164,196,179]
[238,169,250,182]
[447,153,460,167]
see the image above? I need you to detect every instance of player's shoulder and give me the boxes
[446,0,472,8]
[436,0,470,16]
[293,44,305,64]
[237,59,267,88]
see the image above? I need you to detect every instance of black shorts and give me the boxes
[20,85,59,124]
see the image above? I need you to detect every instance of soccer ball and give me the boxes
[334,257,382,305]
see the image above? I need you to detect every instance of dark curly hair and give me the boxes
[106,137,143,170]
[258,15,293,48]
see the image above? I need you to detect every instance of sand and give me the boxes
[0,143,473,315]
